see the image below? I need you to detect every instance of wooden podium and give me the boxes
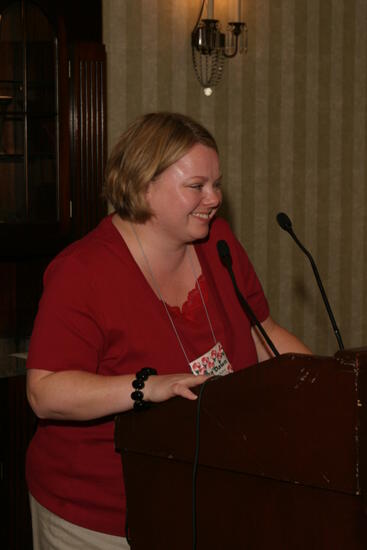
[114,349,367,549]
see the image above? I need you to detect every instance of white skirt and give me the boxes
[29,493,130,550]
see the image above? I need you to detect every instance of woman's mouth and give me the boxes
[191,211,213,220]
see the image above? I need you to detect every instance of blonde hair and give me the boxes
[103,112,218,222]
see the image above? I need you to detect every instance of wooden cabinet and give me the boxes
[0,0,68,257]
[0,2,63,224]
[0,2,106,548]
[0,0,106,256]
[0,0,106,326]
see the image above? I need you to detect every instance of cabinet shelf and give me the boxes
[0,153,23,162]
[3,112,58,118]
[0,80,54,87]
[0,153,57,162]
[0,79,23,85]
[29,153,56,160]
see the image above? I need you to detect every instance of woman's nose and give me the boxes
[203,185,222,206]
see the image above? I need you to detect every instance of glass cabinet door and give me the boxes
[0,0,58,224]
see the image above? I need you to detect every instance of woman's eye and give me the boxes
[189,184,203,190]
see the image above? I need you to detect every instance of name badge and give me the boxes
[189,341,233,377]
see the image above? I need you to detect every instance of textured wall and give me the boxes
[103,0,367,355]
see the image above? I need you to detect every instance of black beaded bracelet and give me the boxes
[131,367,157,411]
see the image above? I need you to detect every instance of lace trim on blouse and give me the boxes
[165,274,208,321]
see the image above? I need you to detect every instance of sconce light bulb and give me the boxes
[203,87,213,96]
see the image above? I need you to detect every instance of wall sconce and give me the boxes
[191,0,248,96]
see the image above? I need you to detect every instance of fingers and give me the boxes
[174,385,198,400]
[174,374,209,400]
[171,376,206,400]
[144,373,209,403]
[187,374,208,386]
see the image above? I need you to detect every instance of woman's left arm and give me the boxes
[251,315,312,362]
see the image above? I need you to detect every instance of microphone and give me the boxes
[276,212,344,350]
[216,240,280,357]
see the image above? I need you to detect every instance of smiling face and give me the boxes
[145,143,222,245]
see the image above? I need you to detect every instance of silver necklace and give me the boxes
[130,223,217,367]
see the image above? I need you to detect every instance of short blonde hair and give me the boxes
[103,112,218,222]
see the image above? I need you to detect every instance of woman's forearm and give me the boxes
[252,315,312,362]
[27,368,207,421]
[27,369,136,421]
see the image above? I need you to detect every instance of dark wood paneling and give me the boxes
[70,42,107,238]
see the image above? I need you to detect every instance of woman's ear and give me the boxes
[144,177,158,204]
[144,180,153,204]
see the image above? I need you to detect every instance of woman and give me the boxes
[26,112,310,549]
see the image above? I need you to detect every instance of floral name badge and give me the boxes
[189,341,233,376]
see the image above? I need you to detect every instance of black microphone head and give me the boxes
[217,240,232,268]
[276,212,293,233]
